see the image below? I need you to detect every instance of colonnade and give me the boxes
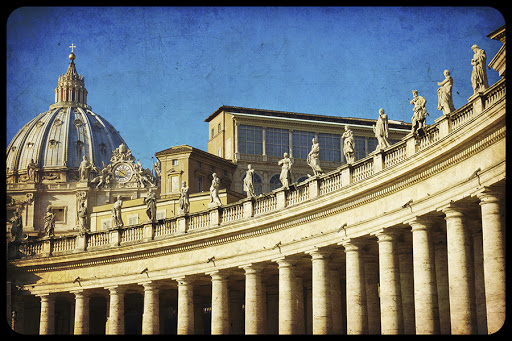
[24,187,505,335]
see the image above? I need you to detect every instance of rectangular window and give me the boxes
[197,176,203,192]
[101,219,112,230]
[238,125,263,155]
[367,137,378,154]
[292,131,315,159]
[318,133,341,162]
[127,214,139,226]
[266,128,289,157]
[156,209,166,220]
[170,175,180,192]
[172,159,178,166]
[355,136,366,161]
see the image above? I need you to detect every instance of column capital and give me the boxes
[475,186,503,204]
[174,275,195,286]
[207,269,230,281]
[36,293,55,300]
[138,280,160,291]
[272,256,297,268]
[105,285,127,295]
[70,289,91,297]
[406,216,433,232]
[371,228,400,242]
[239,263,265,274]
[438,201,470,219]
[305,248,331,260]
[339,238,365,252]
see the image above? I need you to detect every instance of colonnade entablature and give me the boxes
[7,78,506,335]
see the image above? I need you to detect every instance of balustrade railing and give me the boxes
[8,78,505,260]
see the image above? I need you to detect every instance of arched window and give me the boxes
[297,176,308,183]
[241,172,263,196]
[269,174,282,191]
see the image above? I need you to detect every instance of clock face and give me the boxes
[113,163,133,183]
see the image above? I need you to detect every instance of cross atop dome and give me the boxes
[69,43,76,53]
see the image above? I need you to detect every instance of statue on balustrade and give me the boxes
[307,138,323,176]
[278,152,293,190]
[471,44,489,94]
[77,202,88,234]
[342,126,355,164]
[111,195,124,228]
[27,159,39,182]
[437,69,456,115]
[144,187,157,221]
[10,210,23,243]
[410,90,428,139]
[243,164,256,198]
[179,181,190,214]
[78,155,92,182]
[209,173,222,206]
[373,108,391,150]
[43,206,55,237]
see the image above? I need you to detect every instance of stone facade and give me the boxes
[7,76,506,334]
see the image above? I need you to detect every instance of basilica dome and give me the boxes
[6,52,127,178]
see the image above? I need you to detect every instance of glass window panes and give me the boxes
[269,174,282,191]
[238,125,263,155]
[292,131,315,159]
[367,137,378,153]
[266,128,289,157]
[318,133,341,162]
[355,136,366,161]
[242,172,263,196]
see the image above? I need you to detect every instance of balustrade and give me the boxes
[7,79,506,260]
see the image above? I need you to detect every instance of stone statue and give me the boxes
[437,70,456,115]
[10,210,23,243]
[410,90,428,138]
[77,202,88,234]
[373,108,391,150]
[111,195,123,228]
[471,44,489,94]
[179,181,190,214]
[43,206,55,237]
[342,126,355,164]
[27,159,39,182]
[307,138,323,176]
[144,188,157,221]
[209,173,222,206]
[243,164,256,198]
[78,155,92,181]
[278,153,293,190]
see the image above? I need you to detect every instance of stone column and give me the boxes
[442,205,477,334]
[409,218,440,334]
[364,250,381,335]
[373,229,403,334]
[242,264,265,334]
[307,249,332,334]
[39,294,55,335]
[329,266,344,335]
[341,239,368,334]
[176,277,195,335]
[141,281,159,335]
[433,230,451,334]
[275,257,297,334]
[106,286,125,335]
[477,189,505,334]
[209,270,229,334]
[398,241,415,335]
[72,290,90,335]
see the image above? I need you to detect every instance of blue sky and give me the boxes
[6,7,505,169]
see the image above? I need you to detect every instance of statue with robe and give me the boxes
[111,195,124,228]
[342,126,355,164]
[307,138,323,176]
[278,153,293,190]
[144,188,157,221]
[243,164,256,198]
[10,210,23,243]
[43,206,55,237]
[437,69,456,115]
[179,181,190,214]
[471,44,489,94]
[410,91,428,138]
[373,108,391,150]
[209,173,222,206]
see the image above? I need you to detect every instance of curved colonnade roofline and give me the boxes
[9,78,505,279]
[7,78,506,335]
